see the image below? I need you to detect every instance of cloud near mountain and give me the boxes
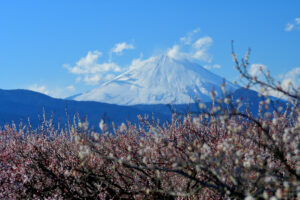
[74,54,237,105]
[63,29,221,88]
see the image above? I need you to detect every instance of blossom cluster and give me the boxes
[0,100,299,199]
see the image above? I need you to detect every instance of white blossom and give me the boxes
[120,123,127,132]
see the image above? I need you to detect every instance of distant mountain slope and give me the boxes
[74,55,238,105]
[0,89,170,129]
[0,86,286,130]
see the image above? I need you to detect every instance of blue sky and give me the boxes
[0,0,299,98]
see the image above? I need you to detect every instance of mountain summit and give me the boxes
[74,55,238,105]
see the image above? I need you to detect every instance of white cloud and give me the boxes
[112,42,134,55]
[285,23,294,32]
[82,73,116,85]
[63,51,121,75]
[193,36,213,49]
[263,68,300,99]
[166,35,214,63]
[280,67,300,90]
[285,18,300,32]
[83,74,102,85]
[190,36,213,62]
[28,84,50,95]
[180,28,200,45]
[76,50,102,70]
[245,64,276,97]
[64,50,123,85]
[192,49,213,62]
[204,64,221,70]
[128,35,216,74]
[167,45,187,59]
[249,64,267,77]
[167,45,180,58]
[129,58,147,70]
[100,63,121,72]
[247,66,300,99]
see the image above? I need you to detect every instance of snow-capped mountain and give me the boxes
[74,55,238,105]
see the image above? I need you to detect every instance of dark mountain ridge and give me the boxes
[0,88,287,131]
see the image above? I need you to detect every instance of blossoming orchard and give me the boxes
[0,50,299,199]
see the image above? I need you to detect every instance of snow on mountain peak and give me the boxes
[74,54,238,105]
